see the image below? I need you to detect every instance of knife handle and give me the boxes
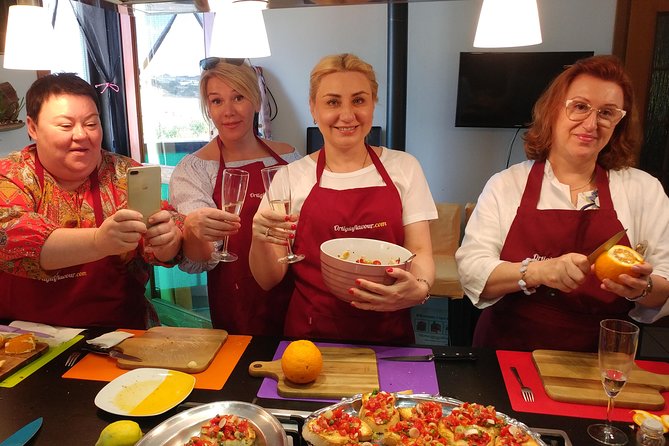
[433,352,478,361]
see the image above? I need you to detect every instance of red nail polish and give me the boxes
[291,223,297,230]
[386,267,393,273]
[284,215,291,222]
[349,288,356,295]
[355,279,361,285]
[289,233,295,239]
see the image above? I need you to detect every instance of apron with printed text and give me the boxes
[473,161,634,352]
[285,145,414,343]
[0,153,149,328]
[208,137,293,335]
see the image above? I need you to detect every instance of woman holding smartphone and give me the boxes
[171,58,300,335]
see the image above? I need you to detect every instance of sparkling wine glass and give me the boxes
[261,165,305,264]
[587,319,639,445]
[212,168,249,262]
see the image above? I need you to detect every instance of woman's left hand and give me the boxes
[347,267,427,312]
[598,261,653,300]
[144,210,182,259]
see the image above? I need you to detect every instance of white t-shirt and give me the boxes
[257,147,438,226]
[455,159,669,323]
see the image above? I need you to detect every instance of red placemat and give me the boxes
[63,330,251,390]
[497,350,669,422]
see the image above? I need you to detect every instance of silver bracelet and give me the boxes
[519,258,537,295]
[416,278,431,304]
[626,276,653,301]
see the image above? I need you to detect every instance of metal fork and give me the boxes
[64,351,81,367]
[510,366,534,402]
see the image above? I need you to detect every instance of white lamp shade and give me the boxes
[210,1,271,59]
[473,0,542,48]
[3,5,55,70]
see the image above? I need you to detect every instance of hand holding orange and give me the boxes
[281,340,323,384]
[594,245,644,283]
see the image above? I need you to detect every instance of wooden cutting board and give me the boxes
[248,347,379,398]
[115,327,228,373]
[0,342,48,381]
[532,349,669,410]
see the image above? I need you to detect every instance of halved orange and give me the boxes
[594,245,644,283]
[630,410,668,432]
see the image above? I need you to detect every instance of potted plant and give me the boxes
[0,82,25,131]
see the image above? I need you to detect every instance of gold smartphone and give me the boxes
[127,165,162,224]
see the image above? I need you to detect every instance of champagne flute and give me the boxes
[587,319,639,445]
[261,165,305,264]
[212,168,249,262]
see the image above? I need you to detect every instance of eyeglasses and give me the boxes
[565,99,626,128]
[199,57,246,71]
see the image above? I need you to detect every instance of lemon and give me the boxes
[95,420,143,446]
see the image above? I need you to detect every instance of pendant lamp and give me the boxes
[210,0,271,58]
[473,0,542,48]
[3,3,55,70]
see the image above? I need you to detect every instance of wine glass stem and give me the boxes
[605,395,614,425]
[221,236,230,255]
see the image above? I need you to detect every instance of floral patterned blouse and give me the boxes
[0,145,182,281]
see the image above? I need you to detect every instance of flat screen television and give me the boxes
[454,51,594,128]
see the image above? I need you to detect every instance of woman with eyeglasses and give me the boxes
[249,54,437,344]
[170,59,300,335]
[456,55,669,352]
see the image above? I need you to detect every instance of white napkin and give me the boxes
[86,331,135,349]
[9,321,85,347]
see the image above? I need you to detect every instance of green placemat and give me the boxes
[0,335,84,388]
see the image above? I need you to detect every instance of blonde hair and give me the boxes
[199,61,261,120]
[309,53,378,103]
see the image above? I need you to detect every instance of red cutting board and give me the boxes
[249,347,379,398]
[532,349,669,410]
[115,327,228,373]
[0,342,49,381]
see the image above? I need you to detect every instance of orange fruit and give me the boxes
[631,410,668,433]
[594,245,643,283]
[281,340,323,384]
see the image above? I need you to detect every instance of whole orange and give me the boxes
[281,340,323,384]
[594,245,644,283]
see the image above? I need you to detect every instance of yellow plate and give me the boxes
[95,368,195,416]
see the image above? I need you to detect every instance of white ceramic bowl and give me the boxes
[320,238,413,301]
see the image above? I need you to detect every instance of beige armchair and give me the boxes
[429,203,464,298]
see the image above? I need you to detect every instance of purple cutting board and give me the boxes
[257,341,440,402]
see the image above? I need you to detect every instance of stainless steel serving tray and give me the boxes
[136,401,289,446]
[304,393,547,446]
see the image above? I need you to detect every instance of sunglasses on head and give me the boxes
[199,57,246,70]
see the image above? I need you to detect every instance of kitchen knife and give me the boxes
[586,229,627,263]
[0,417,42,446]
[379,352,478,362]
[82,346,142,362]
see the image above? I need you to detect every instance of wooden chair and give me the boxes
[429,202,464,299]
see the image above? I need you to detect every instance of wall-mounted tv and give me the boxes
[455,51,594,129]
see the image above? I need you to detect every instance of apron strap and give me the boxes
[34,149,105,226]
[214,136,287,207]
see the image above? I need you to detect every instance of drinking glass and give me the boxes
[261,165,305,264]
[587,319,640,445]
[212,168,249,262]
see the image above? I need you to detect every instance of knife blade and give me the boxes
[82,346,142,362]
[586,229,627,263]
[379,352,478,362]
[0,417,42,446]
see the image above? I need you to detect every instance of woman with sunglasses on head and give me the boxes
[456,55,669,352]
[170,58,300,335]
[249,53,437,344]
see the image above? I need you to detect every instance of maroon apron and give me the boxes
[473,161,634,352]
[285,145,414,343]
[0,153,149,328]
[208,137,293,335]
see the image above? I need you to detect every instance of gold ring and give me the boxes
[264,227,270,237]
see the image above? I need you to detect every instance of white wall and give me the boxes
[0,56,34,154]
[257,0,617,206]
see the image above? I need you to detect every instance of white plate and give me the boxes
[94,368,195,417]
